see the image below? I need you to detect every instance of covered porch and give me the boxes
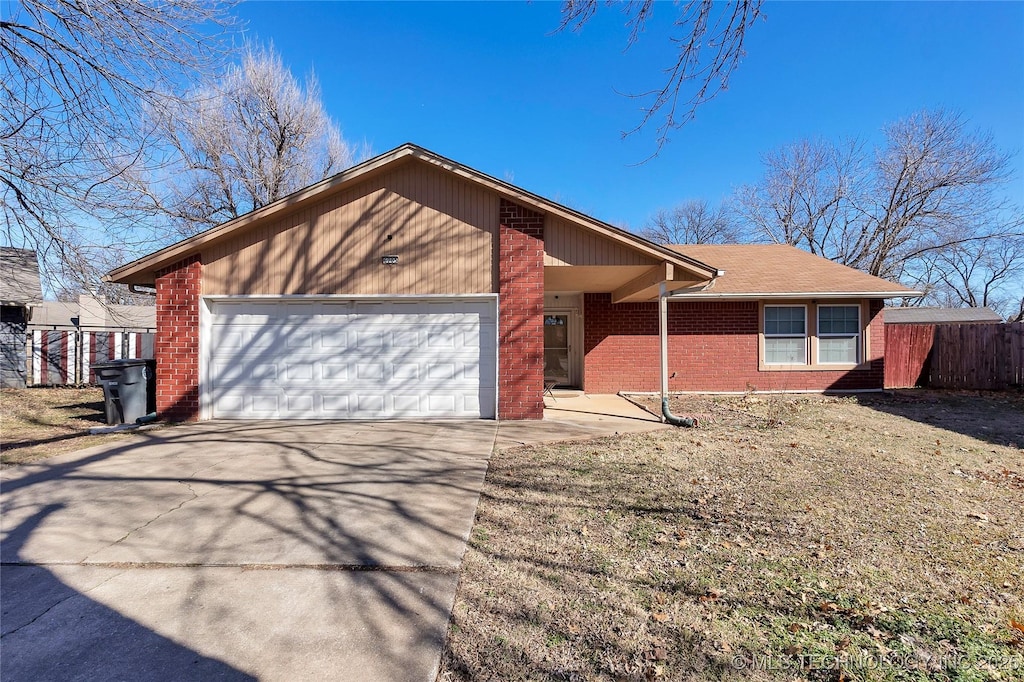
[542,261,716,391]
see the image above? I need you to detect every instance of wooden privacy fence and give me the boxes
[885,322,1024,390]
[29,329,155,386]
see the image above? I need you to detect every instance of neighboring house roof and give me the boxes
[0,247,44,306]
[667,244,921,299]
[29,301,78,327]
[29,295,155,330]
[884,306,1003,324]
[107,143,720,286]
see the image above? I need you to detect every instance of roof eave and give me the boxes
[667,290,925,300]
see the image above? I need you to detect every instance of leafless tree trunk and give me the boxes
[639,199,739,244]
[145,43,362,237]
[559,0,764,156]
[1,0,235,298]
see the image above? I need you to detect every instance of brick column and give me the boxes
[155,255,202,422]
[498,199,545,420]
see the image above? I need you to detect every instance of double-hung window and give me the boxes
[817,305,860,364]
[763,306,807,364]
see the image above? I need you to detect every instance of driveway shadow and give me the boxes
[0,420,495,680]
[2,505,255,682]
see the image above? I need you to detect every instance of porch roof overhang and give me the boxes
[545,262,714,303]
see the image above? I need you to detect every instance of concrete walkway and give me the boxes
[496,393,668,449]
[1,420,497,682]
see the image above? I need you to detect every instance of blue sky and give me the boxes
[237,1,1024,230]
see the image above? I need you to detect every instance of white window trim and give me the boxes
[817,304,861,365]
[763,304,808,365]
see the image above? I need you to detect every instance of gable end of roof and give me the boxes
[106,144,719,284]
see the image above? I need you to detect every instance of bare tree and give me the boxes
[559,0,764,154]
[735,110,1024,293]
[1,0,235,296]
[639,199,739,244]
[923,237,1024,320]
[149,44,361,237]
[852,111,1017,280]
[734,138,864,255]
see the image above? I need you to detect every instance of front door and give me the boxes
[544,313,574,387]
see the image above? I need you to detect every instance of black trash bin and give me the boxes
[92,359,156,425]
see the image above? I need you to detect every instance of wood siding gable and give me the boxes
[202,161,499,296]
[544,216,659,267]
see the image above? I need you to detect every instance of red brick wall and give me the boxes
[498,199,545,419]
[155,255,202,421]
[583,294,885,393]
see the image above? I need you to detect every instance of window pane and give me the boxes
[765,307,805,335]
[819,336,858,363]
[765,337,806,364]
[818,306,859,335]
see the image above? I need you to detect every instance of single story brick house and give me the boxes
[107,144,920,422]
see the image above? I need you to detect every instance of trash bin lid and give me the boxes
[92,359,150,369]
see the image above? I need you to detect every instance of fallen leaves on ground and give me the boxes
[441,391,1024,681]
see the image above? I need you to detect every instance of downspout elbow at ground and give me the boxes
[658,282,697,428]
[661,396,696,427]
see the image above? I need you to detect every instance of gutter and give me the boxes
[129,284,156,296]
[658,281,704,427]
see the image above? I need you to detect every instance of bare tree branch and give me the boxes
[559,0,763,157]
[924,236,1024,319]
[1,0,236,300]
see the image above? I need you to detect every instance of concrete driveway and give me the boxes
[1,420,497,681]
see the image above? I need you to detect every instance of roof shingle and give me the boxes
[668,244,920,298]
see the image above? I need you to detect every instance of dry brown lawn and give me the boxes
[0,387,134,466]
[440,391,1024,681]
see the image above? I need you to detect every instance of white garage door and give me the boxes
[205,297,497,419]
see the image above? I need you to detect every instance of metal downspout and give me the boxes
[659,282,696,427]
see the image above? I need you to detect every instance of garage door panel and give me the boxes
[286,394,314,413]
[286,333,313,349]
[318,331,349,349]
[251,394,280,413]
[392,394,421,413]
[207,298,496,419]
[285,363,314,381]
[217,394,245,414]
[321,363,348,381]
[320,394,350,413]
[428,394,456,413]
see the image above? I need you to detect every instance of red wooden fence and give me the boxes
[885,322,1024,390]
[884,324,936,389]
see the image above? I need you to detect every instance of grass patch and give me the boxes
[440,392,1024,681]
[1,387,133,466]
